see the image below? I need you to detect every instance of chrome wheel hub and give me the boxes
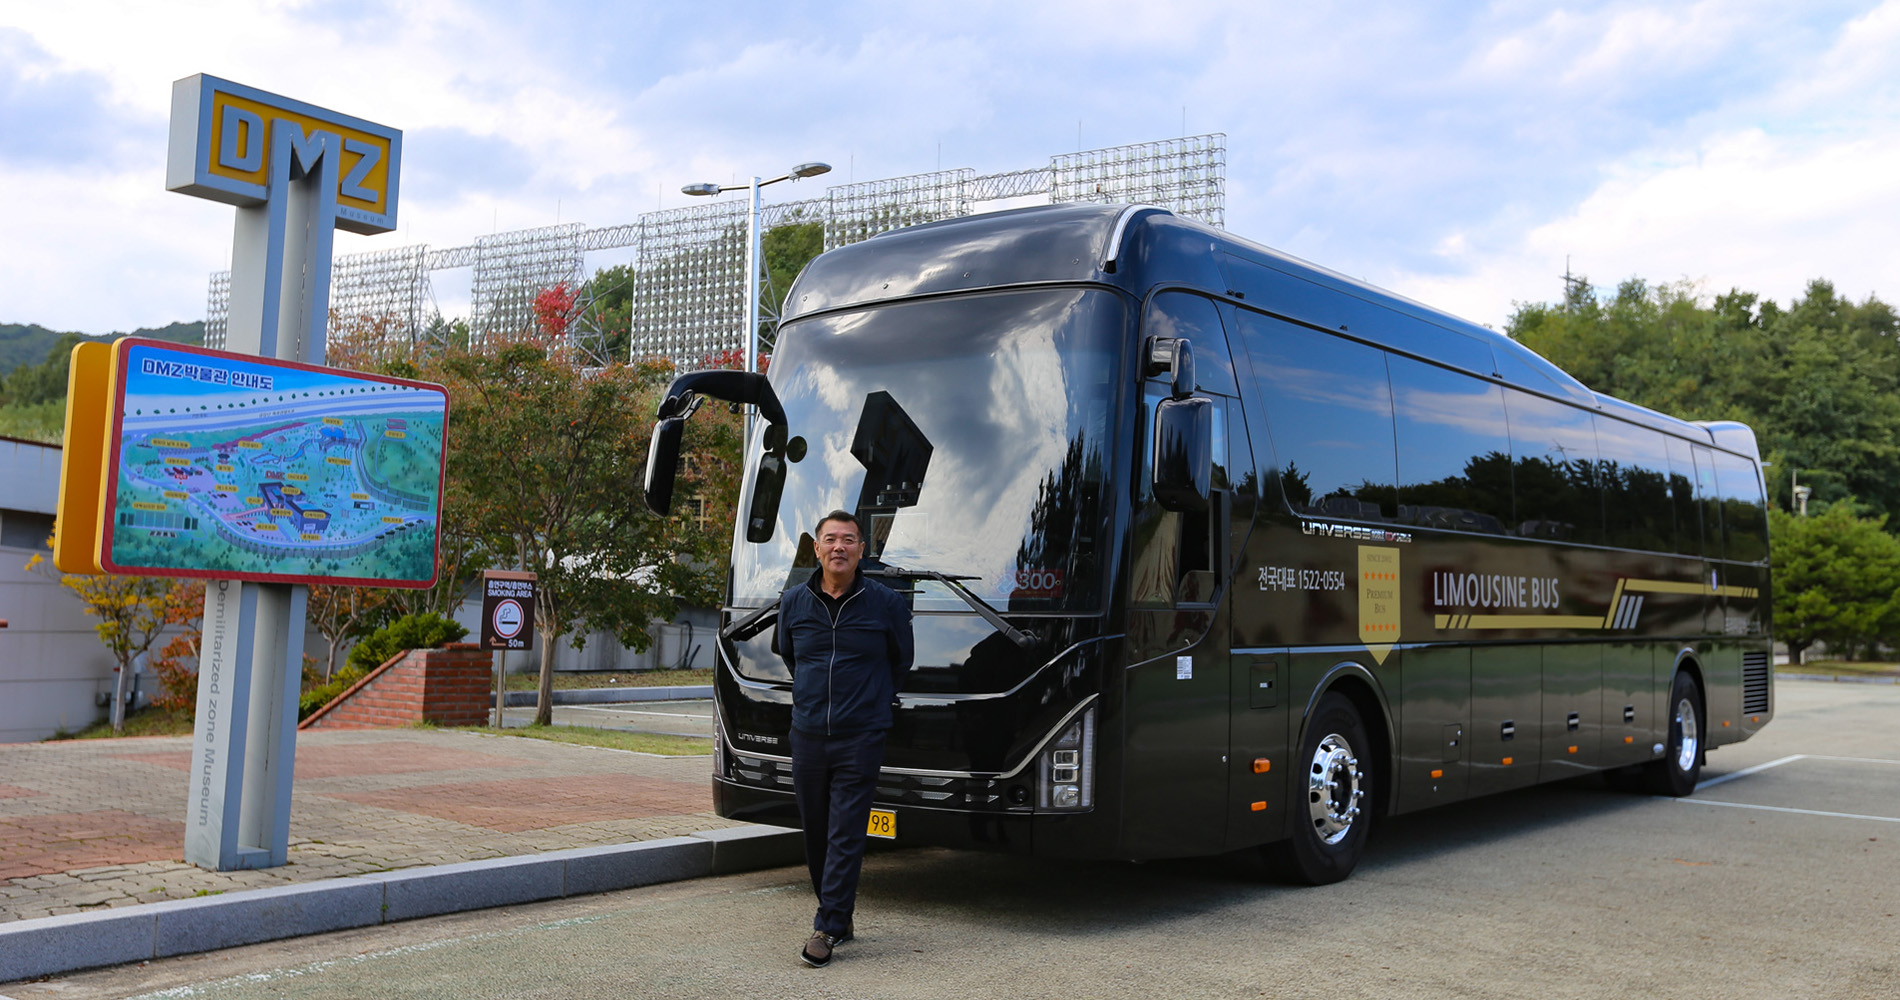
[1306,733,1363,845]
[1674,696,1700,772]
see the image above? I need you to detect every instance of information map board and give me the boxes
[65,338,449,587]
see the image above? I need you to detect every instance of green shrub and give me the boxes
[344,612,468,674]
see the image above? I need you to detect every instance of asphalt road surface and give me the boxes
[11,680,1897,1000]
[500,699,717,738]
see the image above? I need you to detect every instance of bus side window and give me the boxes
[1664,435,1703,557]
[1595,417,1676,552]
[1503,388,1604,545]
[1237,311,1398,521]
[1144,292,1239,396]
[1389,354,1512,534]
[1690,444,1723,559]
[1710,450,1765,564]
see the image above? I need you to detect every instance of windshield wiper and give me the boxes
[866,565,1038,649]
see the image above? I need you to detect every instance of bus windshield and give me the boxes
[731,286,1125,615]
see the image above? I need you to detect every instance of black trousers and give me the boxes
[789,728,886,937]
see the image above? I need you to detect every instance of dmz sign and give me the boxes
[166,75,401,235]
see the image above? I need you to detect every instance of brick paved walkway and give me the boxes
[0,729,737,922]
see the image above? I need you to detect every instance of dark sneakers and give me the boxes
[799,931,833,968]
[798,922,858,967]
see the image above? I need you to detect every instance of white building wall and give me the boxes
[0,541,119,742]
[0,438,120,741]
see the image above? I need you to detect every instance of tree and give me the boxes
[761,218,824,350]
[148,580,206,716]
[1512,277,1900,519]
[433,341,730,724]
[27,546,201,732]
[305,583,397,682]
[1769,504,1900,663]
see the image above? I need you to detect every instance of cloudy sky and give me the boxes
[3,0,1897,335]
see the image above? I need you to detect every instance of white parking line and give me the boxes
[1671,798,1900,824]
[1672,753,1900,823]
[1700,753,1900,789]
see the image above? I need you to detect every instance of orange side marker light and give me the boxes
[1429,769,1443,779]
[1567,745,1578,754]
[1502,756,1514,766]
[1250,801,1267,812]
[1625,736,1635,744]
[1252,758,1271,774]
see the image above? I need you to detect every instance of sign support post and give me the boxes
[166,75,403,870]
[493,649,507,728]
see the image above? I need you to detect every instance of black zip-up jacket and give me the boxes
[774,570,915,737]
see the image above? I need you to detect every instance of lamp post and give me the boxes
[1792,467,1814,517]
[681,161,831,415]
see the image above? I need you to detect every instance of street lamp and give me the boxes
[681,162,832,405]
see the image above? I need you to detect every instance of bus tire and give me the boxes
[1643,670,1703,797]
[1269,692,1373,885]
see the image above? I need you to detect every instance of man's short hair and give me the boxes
[814,509,861,539]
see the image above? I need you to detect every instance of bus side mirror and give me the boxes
[1146,337,1196,400]
[1152,396,1212,512]
[746,451,786,543]
[643,416,687,515]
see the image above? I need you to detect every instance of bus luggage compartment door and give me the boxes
[1540,643,1602,781]
[1468,644,1541,798]
[1396,645,1470,813]
[1226,648,1288,850]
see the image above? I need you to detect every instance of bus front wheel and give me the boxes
[1644,671,1703,797]
[1269,692,1373,885]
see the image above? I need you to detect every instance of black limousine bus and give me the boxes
[643,203,1772,883]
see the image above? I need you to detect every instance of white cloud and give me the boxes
[1393,125,1900,328]
[2,0,1897,337]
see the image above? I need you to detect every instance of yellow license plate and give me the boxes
[866,808,896,839]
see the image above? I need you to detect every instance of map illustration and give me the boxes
[100,340,447,586]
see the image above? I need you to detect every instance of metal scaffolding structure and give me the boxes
[204,133,1226,367]
[1050,134,1226,227]
[467,223,586,353]
[327,245,434,357]
[823,168,974,251]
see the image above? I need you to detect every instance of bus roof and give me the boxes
[783,203,1722,449]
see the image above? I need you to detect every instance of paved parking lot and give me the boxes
[10,679,1898,1000]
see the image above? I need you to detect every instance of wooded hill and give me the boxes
[0,321,203,442]
[1509,277,1897,521]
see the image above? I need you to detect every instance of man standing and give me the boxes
[775,509,914,968]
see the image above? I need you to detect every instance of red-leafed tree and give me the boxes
[533,283,579,342]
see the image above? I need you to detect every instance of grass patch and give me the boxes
[0,400,66,444]
[1783,660,1900,678]
[503,668,712,692]
[465,723,712,756]
[47,706,196,740]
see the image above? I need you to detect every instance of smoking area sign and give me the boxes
[482,570,537,650]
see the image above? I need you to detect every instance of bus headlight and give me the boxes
[1038,708,1095,811]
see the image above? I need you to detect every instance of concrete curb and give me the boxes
[502,685,713,707]
[0,824,800,984]
[1780,672,1900,685]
